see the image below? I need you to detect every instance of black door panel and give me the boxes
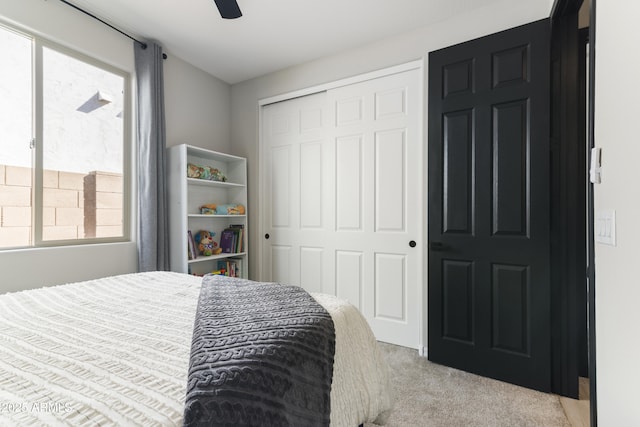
[428,19,551,392]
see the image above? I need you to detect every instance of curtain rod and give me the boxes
[57,0,167,59]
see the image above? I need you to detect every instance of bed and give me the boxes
[0,271,392,426]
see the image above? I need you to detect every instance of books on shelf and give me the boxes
[219,229,235,253]
[187,230,197,260]
[220,224,245,254]
[185,222,246,277]
[214,258,243,278]
[229,224,245,253]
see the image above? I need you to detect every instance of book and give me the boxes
[217,258,243,278]
[230,257,243,277]
[187,233,191,260]
[219,229,236,253]
[231,228,240,253]
[187,230,197,259]
[228,224,245,253]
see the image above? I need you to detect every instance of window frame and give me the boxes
[0,20,132,250]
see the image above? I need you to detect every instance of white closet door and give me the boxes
[327,69,421,348]
[261,92,333,294]
[261,68,422,348]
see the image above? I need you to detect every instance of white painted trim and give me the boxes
[415,60,426,355]
[258,60,423,107]
[257,102,266,281]
[419,345,427,358]
[421,55,430,355]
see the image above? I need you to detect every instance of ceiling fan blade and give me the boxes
[214,0,242,19]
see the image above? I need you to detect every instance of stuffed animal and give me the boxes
[200,204,217,215]
[215,203,245,215]
[194,230,221,256]
[199,203,245,215]
[187,163,227,182]
[187,163,203,179]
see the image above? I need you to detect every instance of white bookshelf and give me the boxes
[168,144,248,277]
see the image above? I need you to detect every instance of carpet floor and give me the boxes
[366,342,571,427]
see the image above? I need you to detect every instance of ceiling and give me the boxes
[68,0,508,85]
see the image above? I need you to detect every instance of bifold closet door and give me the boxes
[261,68,422,348]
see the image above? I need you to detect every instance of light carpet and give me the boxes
[366,343,571,427]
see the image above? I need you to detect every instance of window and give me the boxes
[0,22,130,249]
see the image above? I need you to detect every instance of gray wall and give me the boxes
[165,55,230,152]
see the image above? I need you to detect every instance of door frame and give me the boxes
[550,0,585,399]
[587,1,597,425]
[256,59,426,352]
[550,0,597,424]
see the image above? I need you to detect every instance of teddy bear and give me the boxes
[194,230,222,256]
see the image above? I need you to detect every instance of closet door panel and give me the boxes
[300,141,323,229]
[327,68,422,348]
[336,135,363,231]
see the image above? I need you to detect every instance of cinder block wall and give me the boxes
[0,165,122,247]
[84,171,124,238]
[0,166,34,246]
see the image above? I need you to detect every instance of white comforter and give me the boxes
[0,272,392,426]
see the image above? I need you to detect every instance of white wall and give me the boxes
[593,0,640,423]
[0,0,231,292]
[230,0,552,282]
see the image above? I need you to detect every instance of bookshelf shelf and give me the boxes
[187,214,247,219]
[186,178,245,188]
[168,144,248,277]
[187,252,248,264]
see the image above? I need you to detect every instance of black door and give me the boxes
[428,19,551,392]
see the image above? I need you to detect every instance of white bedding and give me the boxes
[0,272,392,426]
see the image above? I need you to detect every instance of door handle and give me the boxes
[264,233,270,239]
[430,241,447,251]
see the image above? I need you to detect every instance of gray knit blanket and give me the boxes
[183,275,336,427]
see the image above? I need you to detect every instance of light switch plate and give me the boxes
[595,210,616,246]
[590,147,601,184]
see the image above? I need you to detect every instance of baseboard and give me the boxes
[418,345,427,357]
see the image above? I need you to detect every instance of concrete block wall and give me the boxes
[0,165,122,247]
[0,166,33,247]
[83,171,123,238]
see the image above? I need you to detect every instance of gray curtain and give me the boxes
[134,41,169,272]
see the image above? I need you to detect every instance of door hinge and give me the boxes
[29,138,36,149]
